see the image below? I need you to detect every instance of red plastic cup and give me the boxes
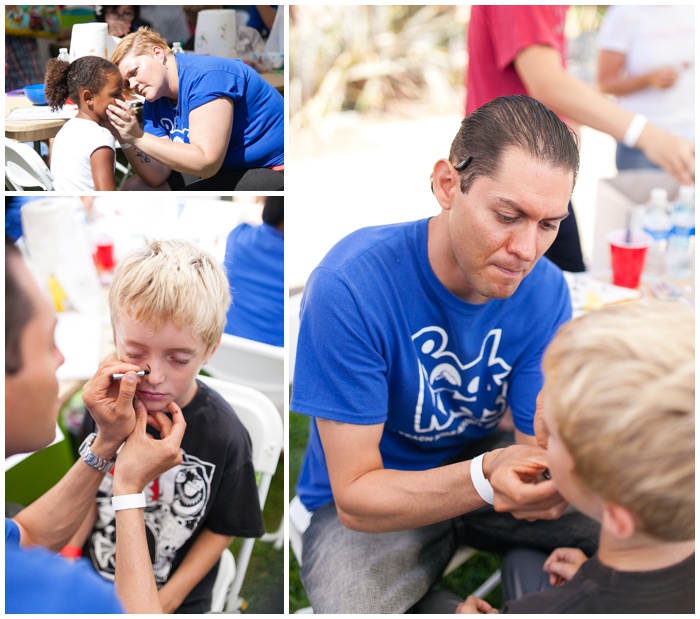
[608,229,652,288]
[94,238,115,272]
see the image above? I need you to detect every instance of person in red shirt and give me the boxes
[466,6,694,273]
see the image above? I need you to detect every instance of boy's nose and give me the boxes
[145,364,165,385]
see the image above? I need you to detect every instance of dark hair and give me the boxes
[44,55,121,111]
[95,5,140,22]
[449,95,580,195]
[5,237,36,375]
[262,196,284,227]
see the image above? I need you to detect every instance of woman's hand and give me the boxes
[106,99,144,145]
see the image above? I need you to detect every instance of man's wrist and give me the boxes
[89,433,122,461]
[470,453,495,505]
[623,113,648,148]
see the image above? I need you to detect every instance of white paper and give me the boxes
[5,105,78,121]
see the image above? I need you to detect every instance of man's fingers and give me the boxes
[133,397,148,430]
[151,411,173,437]
[117,371,138,400]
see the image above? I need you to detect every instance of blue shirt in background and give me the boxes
[224,222,284,347]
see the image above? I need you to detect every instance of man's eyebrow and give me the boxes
[496,196,570,221]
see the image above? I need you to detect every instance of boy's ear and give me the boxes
[601,502,637,540]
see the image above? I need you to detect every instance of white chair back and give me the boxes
[204,333,284,415]
[289,292,304,384]
[198,375,283,612]
[5,138,54,190]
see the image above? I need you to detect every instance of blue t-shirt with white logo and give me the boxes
[292,218,571,511]
[143,54,284,169]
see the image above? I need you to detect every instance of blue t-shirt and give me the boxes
[143,54,284,169]
[292,218,572,511]
[5,518,124,613]
[224,222,284,347]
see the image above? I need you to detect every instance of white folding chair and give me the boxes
[5,138,54,190]
[289,291,304,384]
[204,333,285,417]
[289,495,501,613]
[198,375,283,613]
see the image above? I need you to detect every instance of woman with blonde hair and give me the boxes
[106,27,284,191]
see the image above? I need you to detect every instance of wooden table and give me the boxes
[261,71,284,95]
[5,93,70,142]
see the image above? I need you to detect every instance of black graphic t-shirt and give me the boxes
[81,379,264,607]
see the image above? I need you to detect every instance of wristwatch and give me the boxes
[79,432,116,474]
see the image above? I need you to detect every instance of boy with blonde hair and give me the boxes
[458,301,694,613]
[70,239,264,613]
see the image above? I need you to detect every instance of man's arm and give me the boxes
[157,529,234,613]
[318,419,566,533]
[514,44,694,185]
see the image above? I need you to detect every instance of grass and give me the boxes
[232,452,284,613]
[288,411,502,613]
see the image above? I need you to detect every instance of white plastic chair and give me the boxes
[199,375,283,613]
[204,333,285,417]
[289,291,304,384]
[289,495,501,613]
[5,138,54,190]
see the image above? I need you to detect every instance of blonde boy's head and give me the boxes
[543,301,694,542]
[109,239,231,354]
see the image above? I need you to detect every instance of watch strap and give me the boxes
[79,432,116,474]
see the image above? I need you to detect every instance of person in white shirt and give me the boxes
[597,5,695,171]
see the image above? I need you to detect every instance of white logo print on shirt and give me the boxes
[410,326,512,438]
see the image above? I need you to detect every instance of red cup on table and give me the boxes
[94,237,115,272]
[608,229,652,289]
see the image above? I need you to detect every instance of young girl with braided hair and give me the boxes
[44,55,124,190]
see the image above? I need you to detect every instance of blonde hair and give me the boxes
[543,301,694,542]
[109,239,231,353]
[111,26,172,68]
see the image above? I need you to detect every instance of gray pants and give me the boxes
[301,431,599,613]
[301,502,597,613]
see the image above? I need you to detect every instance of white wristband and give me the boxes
[119,141,132,149]
[112,492,146,511]
[622,113,647,148]
[470,453,495,505]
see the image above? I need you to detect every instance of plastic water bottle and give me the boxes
[666,185,695,280]
[172,41,184,54]
[642,187,672,281]
[57,47,70,63]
